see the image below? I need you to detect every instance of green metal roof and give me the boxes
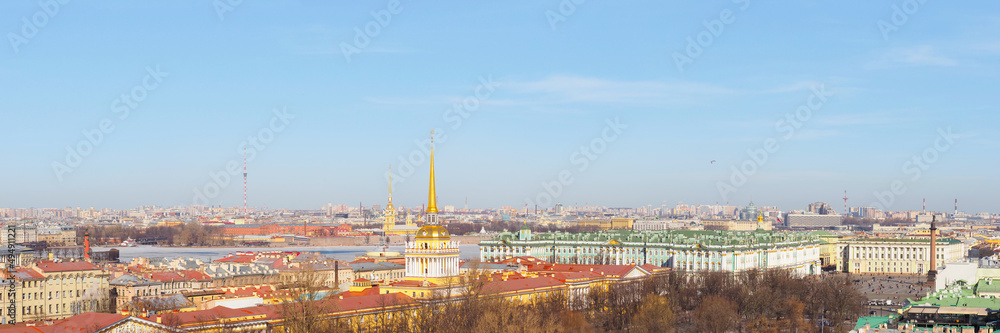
[908,279,1000,308]
[480,229,822,250]
[975,279,1000,295]
[853,316,893,330]
[851,238,962,245]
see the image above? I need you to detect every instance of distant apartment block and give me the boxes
[807,202,836,215]
[632,219,697,231]
[576,217,635,230]
[702,219,772,231]
[37,226,77,246]
[784,214,842,229]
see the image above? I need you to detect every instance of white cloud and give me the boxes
[762,80,826,93]
[868,45,958,69]
[791,129,840,141]
[816,112,908,127]
[362,75,840,113]
[503,75,739,106]
[971,41,1000,55]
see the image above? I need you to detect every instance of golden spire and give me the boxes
[427,131,438,214]
[388,164,393,204]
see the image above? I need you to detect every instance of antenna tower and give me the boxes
[243,147,248,216]
[842,190,848,217]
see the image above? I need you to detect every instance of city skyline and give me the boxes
[3,2,999,212]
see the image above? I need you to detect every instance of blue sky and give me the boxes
[2,1,998,213]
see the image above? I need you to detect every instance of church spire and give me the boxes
[388,164,393,204]
[426,131,439,214]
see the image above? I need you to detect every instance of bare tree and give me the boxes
[694,295,737,333]
[631,294,673,333]
[278,266,337,333]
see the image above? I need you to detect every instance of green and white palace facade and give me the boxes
[479,228,823,275]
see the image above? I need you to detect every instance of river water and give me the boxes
[93,245,481,263]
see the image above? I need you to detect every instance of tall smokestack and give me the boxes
[84,232,90,260]
[928,215,938,286]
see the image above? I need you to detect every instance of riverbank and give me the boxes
[90,235,488,248]
[308,235,486,246]
[95,244,482,263]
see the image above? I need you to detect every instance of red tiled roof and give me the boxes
[33,261,101,273]
[172,293,417,326]
[0,327,41,333]
[13,268,45,280]
[548,271,604,282]
[167,306,255,325]
[331,293,414,311]
[638,264,669,274]
[45,312,128,332]
[481,276,565,294]
[0,313,130,333]
[179,270,212,281]
[147,271,183,282]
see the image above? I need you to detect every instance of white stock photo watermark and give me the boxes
[385,76,499,188]
[341,0,409,63]
[7,0,72,54]
[545,0,589,31]
[525,118,628,208]
[878,0,929,41]
[213,0,246,21]
[192,108,294,206]
[870,127,958,211]
[52,65,169,182]
[716,84,833,201]
[672,0,751,73]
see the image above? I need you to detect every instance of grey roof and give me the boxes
[204,263,278,279]
[134,294,193,311]
[460,262,517,271]
[146,257,170,267]
[111,274,160,286]
[350,262,404,272]
[168,258,203,270]
[291,252,326,262]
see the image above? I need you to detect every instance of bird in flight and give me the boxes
[710,160,716,164]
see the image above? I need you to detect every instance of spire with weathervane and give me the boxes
[426,130,439,224]
[384,165,396,233]
[403,130,459,283]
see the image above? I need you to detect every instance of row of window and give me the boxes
[19,276,101,288]
[19,289,88,301]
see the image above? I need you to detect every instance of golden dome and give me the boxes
[415,225,449,239]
